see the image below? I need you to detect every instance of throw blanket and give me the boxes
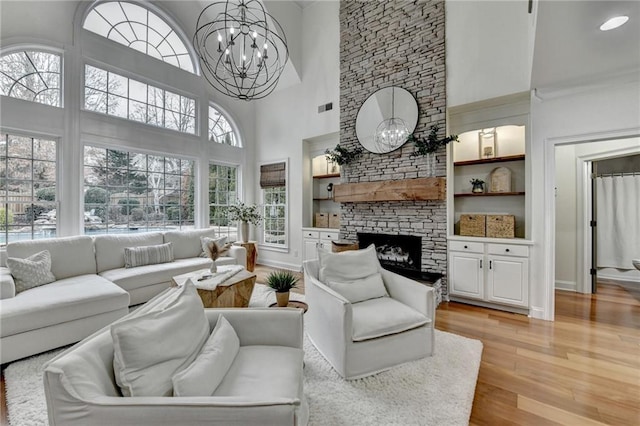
[187,265,244,290]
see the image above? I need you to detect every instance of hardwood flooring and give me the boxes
[1,275,638,425]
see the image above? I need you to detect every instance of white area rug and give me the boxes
[5,284,482,426]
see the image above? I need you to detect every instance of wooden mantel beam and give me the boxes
[333,177,446,202]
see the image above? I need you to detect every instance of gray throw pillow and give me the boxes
[124,242,174,268]
[7,250,56,294]
[200,236,227,258]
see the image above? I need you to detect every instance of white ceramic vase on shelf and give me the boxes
[240,221,249,243]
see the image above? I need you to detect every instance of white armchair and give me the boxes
[303,251,435,380]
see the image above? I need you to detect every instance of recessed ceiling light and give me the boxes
[600,15,629,31]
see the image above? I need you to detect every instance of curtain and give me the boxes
[596,175,640,269]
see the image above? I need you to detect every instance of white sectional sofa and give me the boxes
[0,229,246,364]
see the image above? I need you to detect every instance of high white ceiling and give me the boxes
[532,0,640,90]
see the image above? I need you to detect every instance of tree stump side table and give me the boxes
[234,241,257,272]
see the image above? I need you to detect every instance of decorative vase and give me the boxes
[425,152,437,177]
[209,261,217,274]
[276,291,290,307]
[472,183,484,193]
[240,221,249,243]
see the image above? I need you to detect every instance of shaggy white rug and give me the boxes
[5,284,482,426]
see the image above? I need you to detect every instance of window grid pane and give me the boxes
[84,64,196,135]
[1,133,57,245]
[83,1,195,73]
[0,51,61,107]
[263,186,286,246]
[208,105,239,147]
[83,145,195,235]
[209,163,238,242]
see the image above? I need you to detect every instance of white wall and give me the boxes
[446,0,533,108]
[253,0,340,270]
[530,78,640,319]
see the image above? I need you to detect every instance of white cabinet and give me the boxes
[302,228,339,262]
[448,238,530,311]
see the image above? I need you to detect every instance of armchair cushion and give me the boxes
[318,244,383,283]
[351,297,430,342]
[6,250,56,293]
[111,282,209,397]
[173,315,239,397]
[326,272,388,303]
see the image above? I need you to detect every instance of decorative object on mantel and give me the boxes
[193,0,289,101]
[228,201,262,242]
[489,167,512,193]
[203,239,232,273]
[333,177,446,202]
[407,125,459,176]
[470,178,485,194]
[325,144,363,166]
[266,269,299,307]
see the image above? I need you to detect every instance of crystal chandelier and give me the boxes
[194,0,289,101]
[374,87,409,152]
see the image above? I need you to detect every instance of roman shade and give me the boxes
[260,162,286,188]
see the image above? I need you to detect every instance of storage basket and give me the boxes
[315,213,328,228]
[328,213,340,229]
[331,240,359,253]
[460,214,486,237]
[486,214,515,238]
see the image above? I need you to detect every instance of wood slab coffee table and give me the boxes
[173,268,256,308]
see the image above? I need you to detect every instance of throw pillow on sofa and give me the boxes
[199,236,227,258]
[172,315,240,396]
[326,272,388,303]
[111,281,209,397]
[123,242,174,268]
[6,250,56,294]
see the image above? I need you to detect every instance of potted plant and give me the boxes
[470,178,485,193]
[228,201,262,242]
[266,269,300,307]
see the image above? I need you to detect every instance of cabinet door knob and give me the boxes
[505,248,510,253]
[464,245,468,249]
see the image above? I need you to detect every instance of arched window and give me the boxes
[83,1,195,73]
[208,105,239,147]
[0,50,61,107]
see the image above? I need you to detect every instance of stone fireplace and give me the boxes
[339,1,448,297]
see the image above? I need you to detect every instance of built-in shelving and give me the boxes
[313,173,341,179]
[454,191,525,198]
[454,154,525,167]
[313,197,334,201]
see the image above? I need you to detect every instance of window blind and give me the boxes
[260,162,286,188]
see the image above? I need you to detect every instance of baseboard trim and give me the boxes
[555,280,577,292]
[598,273,640,284]
[529,306,546,320]
[257,259,303,272]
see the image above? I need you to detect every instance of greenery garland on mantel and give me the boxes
[325,144,364,165]
[408,125,459,157]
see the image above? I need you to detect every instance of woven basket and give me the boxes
[486,215,515,238]
[328,213,340,229]
[331,241,359,253]
[315,213,328,228]
[460,214,486,237]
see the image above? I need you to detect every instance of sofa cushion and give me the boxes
[326,272,388,303]
[213,345,303,400]
[7,250,56,294]
[94,233,164,273]
[318,244,381,284]
[111,282,209,397]
[124,242,174,268]
[351,297,430,342]
[99,257,211,292]
[0,274,129,337]
[163,229,217,259]
[173,315,240,397]
[6,236,96,279]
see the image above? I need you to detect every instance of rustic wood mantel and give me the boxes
[333,177,446,202]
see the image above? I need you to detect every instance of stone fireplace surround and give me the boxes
[338,0,448,297]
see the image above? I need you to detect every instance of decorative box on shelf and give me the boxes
[460,214,486,237]
[328,213,340,229]
[315,213,328,228]
[486,215,515,238]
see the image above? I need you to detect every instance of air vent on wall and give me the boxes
[317,102,333,113]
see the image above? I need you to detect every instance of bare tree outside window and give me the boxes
[0,51,61,107]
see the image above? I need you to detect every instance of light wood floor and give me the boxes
[1,272,638,425]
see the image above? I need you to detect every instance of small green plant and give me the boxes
[228,201,262,225]
[470,178,484,186]
[325,144,363,166]
[266,270,299,293]
[408,125,459,157]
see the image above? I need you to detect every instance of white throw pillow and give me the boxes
[111,282,209,397]
[123,242,174,268]
[6,250,56,294]
[172,315,240,396]
[318,244,381,283]
[200,236,227,258]
[326,272,388,303]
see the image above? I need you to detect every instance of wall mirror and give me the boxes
[355,87,418,154]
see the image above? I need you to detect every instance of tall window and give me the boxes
[0,50,61,107]
[84,65,196,134]
[260,162,287,247]
[1,134,57,245]
[83,1,195,73]
[83,146,194,234]
[209,164,238,241]
[208,105,239,147]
